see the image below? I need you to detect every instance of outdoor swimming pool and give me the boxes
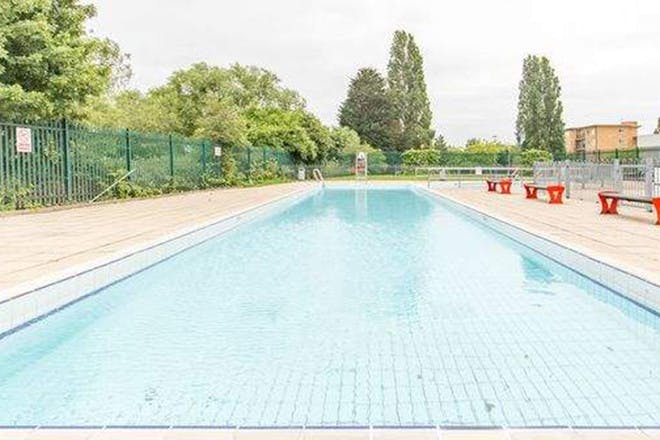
[0,187,659,427]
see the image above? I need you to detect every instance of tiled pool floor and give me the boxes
[0,428,659,440]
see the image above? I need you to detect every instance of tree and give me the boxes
[245,108,318,162]
[387,30,434,151]
[433,134,449,151]
[0,0,127,121]
[515,55,565,158]
[338,68,395,150]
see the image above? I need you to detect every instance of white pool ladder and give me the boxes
[312,168,325,187]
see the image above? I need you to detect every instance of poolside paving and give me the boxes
[0,183,310,293]
[427,183,660,288]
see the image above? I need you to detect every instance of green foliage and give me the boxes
[0,180,37,210]
[245,108,317,162]
[84,62,325,163]
[387,30,434,151]
[338,68,395,150]
[515,55,565,158]
[516,148,553,167]
[0,0,128,121]
[329,126,365,156]
[434,134,449,151]
[464,139,516,154]
[401,148,441,167]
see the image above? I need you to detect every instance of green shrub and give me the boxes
[516,149,553,167]
[401,149,442,167]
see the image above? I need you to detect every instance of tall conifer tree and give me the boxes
[387,30,433,151]
[516,55,565,158]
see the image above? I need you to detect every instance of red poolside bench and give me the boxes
[485,178,512,194]
[598,191,660,225]
[523,183,565,204]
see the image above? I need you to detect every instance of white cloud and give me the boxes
[90,0,660,145]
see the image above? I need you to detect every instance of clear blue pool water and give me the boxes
[0,187,659,427]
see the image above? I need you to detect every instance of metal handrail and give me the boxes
[89,169,135,203]
[312,168,325,187]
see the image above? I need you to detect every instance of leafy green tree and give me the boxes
[515,55,565,158]
[329,126,363,157]
[300,112,333,161]
[0,0,127,121]
[194,98,248,148]
[245,108,317,162]
[387,30,434,151]
[338,68,395,150]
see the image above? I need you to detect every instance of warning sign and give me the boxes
[16,127,32,153]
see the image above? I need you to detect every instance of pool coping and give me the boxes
[0,185,319,339]
[417,185,660,315]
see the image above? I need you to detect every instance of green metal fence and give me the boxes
[0,120,295,209]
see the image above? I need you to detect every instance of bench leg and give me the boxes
[608,198,619,214]
[500,181,512,194]
[653,198,660,225]
[548,186,564,204]
[598,193,619,215]
[486,181,496,192]
[524,185,537,199]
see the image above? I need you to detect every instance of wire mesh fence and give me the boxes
[532,159,660,209]
[0,120,296,209]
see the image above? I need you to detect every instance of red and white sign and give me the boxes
[16,127,33,153]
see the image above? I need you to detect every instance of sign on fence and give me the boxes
[15,127,32,153]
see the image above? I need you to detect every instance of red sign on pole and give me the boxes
[16,127,33,153]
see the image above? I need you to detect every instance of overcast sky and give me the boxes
[89,0,660,146]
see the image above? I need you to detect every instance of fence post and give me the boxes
[201,141,207,174]
[168,134,174,179]
[247,146,252,178]
[124,128,132,179]
[61,118,72,200]
[262,146,267,171]
[563,160,571,199]
[613,159,622,192]
[645,157,654,212]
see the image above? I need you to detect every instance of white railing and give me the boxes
[418,166,531,188]
[532,159,659,207]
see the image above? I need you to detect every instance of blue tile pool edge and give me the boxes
[0,186,320,339]
[415,186,660,316]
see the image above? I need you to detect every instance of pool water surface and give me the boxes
[0,187,658,427]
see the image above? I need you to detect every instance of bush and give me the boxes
[401,149,441,167]
[517,149,553,167]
